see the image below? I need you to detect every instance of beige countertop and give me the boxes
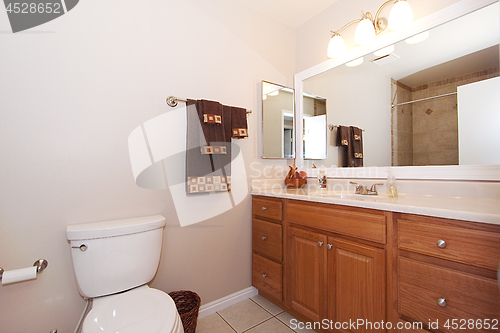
[251,185,500,225]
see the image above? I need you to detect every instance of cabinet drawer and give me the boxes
[252,253,282,301]
[399,257,500,333]
[252,197,282,221]
[287,200,386,244]
[252,219,282,262]
[398,219,500,270]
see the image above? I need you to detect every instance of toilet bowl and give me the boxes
[83,285,183,333]
[66,215,184,333]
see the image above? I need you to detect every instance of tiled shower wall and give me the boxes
[391,67,499,166]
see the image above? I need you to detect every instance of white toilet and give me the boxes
[66,215,184,333]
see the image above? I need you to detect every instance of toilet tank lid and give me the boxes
[66,215,166,240]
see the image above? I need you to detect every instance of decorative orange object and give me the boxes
[285,164,307,188]
[285,178,307,188]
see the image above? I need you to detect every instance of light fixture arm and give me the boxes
[330,0,398,36]
[331,18,362,36]
[373,0,398,33]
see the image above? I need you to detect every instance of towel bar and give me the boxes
[328,124,365,132]
[166,96,252,114]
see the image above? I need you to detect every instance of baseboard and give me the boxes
[198,286,258,319]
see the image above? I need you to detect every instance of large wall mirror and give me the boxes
[295,0,499,179]
[262,81,295,158]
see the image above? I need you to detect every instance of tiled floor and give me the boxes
[196,295,317,333]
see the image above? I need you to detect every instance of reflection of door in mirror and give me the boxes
[303,93,327,159]
[262,81,294,159]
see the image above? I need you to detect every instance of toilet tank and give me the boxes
[66,215,166,298]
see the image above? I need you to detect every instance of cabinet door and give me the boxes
[328,237,386,333]
[289,226,327,322]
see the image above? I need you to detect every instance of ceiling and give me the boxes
[235,0,341,28]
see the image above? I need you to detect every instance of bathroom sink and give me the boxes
[318,192,395,203]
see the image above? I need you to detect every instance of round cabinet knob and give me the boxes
[262,274,267,278]
[437,298,447,307]
[261,207,267,211]
[317,241,324,247]
[326,244,333,250]
[261,236,267,241]
[437,240,447,249]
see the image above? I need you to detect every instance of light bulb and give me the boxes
[388,0,413,30]
[346,57,364,67]
[374,44,394,57]
[354,18,375,45]
[327,34,346,58]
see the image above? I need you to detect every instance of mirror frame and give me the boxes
[294,0,500,181]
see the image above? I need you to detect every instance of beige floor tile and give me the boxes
[250,294,285,315]
[276,312,318,333]
[245,318,295,333]
[218,299,272,333]
[196,313,235,333]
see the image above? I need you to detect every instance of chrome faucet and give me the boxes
[350,182,384,195]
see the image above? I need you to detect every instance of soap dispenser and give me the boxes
[318,165,327,189]
[387,168,398,198]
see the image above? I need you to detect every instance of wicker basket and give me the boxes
[168,290,201,333]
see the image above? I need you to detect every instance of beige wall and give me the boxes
[0,0,294,332]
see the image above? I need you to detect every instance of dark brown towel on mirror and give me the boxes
[186,99,231,194]
[231,107,248,138]
[336,125,350,167]
[350,126,363,167]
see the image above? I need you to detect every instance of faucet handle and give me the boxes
[350,182,364,194]
[369,183,384,193]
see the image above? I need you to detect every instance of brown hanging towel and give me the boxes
[350,126,363,167]
[186,99,231,194]
[231,107,248,138]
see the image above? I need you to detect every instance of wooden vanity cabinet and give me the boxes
[394,213,500,333]
[328,237,386,333]
[252,196,284,302]
[287,200,388,332]
[251,195,500,333]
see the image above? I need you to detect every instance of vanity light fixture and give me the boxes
[327,0,414,58]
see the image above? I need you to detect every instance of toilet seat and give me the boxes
[82,285,184,333]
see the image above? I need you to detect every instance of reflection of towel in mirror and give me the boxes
[336,125,363,167]
[350,126,363,167]
[336,125,350,146]
[186,99,232,194]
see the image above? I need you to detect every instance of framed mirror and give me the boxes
[262,81,295,158]
[294,0,500,180]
